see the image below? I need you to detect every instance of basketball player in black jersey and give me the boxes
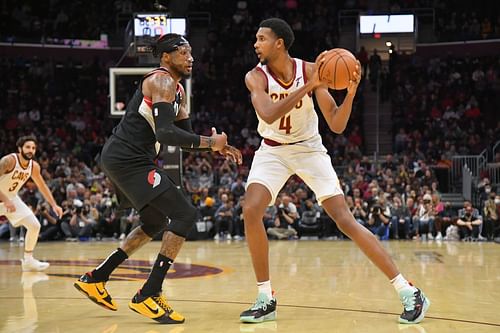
[74,34,242,324]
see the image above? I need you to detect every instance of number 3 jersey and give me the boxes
[255,58,319,143]
[0,154,33,199]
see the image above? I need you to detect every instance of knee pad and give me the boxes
[145,189,198,238]
[167,205,197,238]
[139,206,168,238]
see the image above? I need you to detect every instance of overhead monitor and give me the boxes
[359,14,414,34]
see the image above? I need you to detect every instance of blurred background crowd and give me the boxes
[0,0,499,243]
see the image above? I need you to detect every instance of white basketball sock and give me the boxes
[390,273,416,293]
[257,280,273,299]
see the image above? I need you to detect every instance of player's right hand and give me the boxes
[210,127,228,152]
[52,204,63,218]
[219,144,243,165]
[4,200,16,213]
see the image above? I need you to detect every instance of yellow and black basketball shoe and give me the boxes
[73,273,117,311]
[129,291,185,324]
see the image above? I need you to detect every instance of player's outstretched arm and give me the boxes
[174,116,241,163]
[313,60,361,134]
[30,162,63,218]
[146,73,227,151]
[173,97,241,163]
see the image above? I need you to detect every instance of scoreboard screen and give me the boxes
[134,14,186,37]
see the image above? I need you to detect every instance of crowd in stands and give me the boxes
[2,1,500,44]
[3,148,499,243]
[177,150,500,242]
[1,1,500,243]
[389,54,500,162]
[0,0,156,43]
[429,1,500,42]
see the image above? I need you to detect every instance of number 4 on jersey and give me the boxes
[279,115,292,134]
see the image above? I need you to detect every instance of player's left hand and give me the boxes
[52,204,63,218]
[218,145,243,165]
[310,50,328,89]
[347,60,362,96]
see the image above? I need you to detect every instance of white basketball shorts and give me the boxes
[246,135,344,205]
[0,195,35,227]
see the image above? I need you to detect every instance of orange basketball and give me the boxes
[318,48,358,90]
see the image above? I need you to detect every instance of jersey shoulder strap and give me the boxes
[143,67,171,80]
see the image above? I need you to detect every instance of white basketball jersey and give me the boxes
[255,58,319,143]
[0,154,33,199]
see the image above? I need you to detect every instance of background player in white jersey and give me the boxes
[240,18,430,325]
[0,135,63,271]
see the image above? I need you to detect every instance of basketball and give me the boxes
[318,48,358,90]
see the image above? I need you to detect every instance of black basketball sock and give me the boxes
[140,253,173,296]
[91,248,128,281]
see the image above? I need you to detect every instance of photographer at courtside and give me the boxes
[266,194,299,240]
[366,198,391,239]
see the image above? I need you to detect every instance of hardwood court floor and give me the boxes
[0,239,499,333]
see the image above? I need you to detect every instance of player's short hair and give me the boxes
[152,33,189,57]
[16,135,37,148]
[259,18,295,50]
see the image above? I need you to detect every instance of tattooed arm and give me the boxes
[143,73,227,151]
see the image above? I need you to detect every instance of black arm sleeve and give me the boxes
[174,118,194,132]
[153,102,201,148]
[174,118,213,152]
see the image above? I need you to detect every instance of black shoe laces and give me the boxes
[153,295,173,313]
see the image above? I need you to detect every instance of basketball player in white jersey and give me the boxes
[239,18,430,325]
[0,135,63,271]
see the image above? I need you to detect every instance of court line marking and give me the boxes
[1,296,499,327]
